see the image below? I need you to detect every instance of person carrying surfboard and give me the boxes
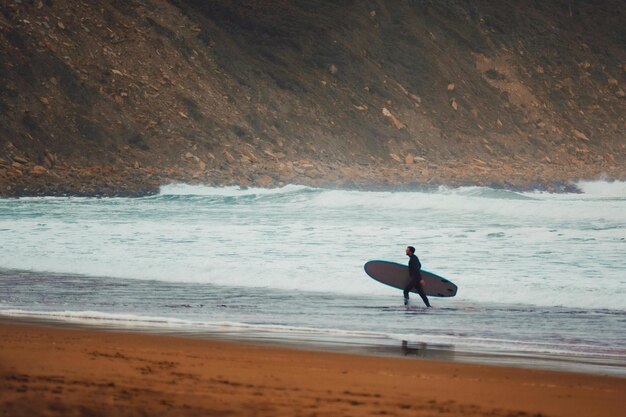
[404,246,431,307]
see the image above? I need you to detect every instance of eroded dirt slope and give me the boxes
[1,0,624,195]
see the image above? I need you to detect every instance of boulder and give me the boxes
[382,108,405,129]
[255,175,273,187]
[30,165,48,176]
[223,151,236,164]
[244,151,258,163]
[43,151,56,168]
[409,93,421,104]
[298,160,316,170]
[572,129,590,141]
[277,162,293,174]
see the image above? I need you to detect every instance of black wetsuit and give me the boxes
[405,254,431,307]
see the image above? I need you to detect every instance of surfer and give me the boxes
[404,246,431,307]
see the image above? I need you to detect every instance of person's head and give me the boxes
[405,246,415,256]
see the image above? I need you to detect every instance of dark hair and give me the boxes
[407,246,415,254]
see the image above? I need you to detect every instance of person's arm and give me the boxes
[409,257,419,277]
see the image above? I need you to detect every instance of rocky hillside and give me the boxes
[1,0,625,196]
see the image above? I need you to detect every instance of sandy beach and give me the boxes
[1,321,624,417]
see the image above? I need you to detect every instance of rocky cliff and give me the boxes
[1,0,625,196]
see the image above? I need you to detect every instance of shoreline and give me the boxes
[0,177,601,198]
[3,160,622,197]
[2,315,624,378]
[1,320,624,417]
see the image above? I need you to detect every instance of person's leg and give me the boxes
[403,279,415,305]
[414,279,431,307]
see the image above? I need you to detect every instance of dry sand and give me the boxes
[1,322,624,417]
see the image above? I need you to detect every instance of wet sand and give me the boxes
[1,321,624,417]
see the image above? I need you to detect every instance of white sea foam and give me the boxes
[0,309,193,326]
[0,309,392,340]
[575,180,626,197]
[159,183,311,196]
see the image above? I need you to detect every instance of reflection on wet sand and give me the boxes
[401,340,456,361]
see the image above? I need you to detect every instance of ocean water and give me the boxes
[1,182,625,375]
